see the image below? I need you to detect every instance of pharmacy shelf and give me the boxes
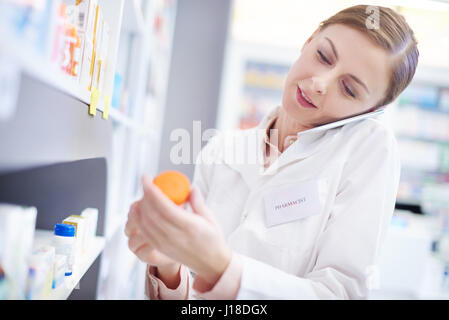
[33,229,105,300]
[397,133,449,145]
[396,197,422,206]
[0,0,177,300]
[108,108,155,137]
[0,0,126,115]
[109,108,137,127]
[0,29,91,106]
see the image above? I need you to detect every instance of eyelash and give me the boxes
[316,50,356,98]
[342,81,356,98]
[317,50,331,64]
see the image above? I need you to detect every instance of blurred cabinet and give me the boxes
[392,65,449,209]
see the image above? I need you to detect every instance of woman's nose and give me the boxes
[311,76,329,95]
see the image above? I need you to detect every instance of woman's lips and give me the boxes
[296,87,317,109]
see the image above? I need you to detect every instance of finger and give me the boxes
[189,186,215,222]
[125,216,138,237]
[135,245,175,266]
[134,206,173,251]
[189,187,205,214]
[125,202,141,237]
[141,175,178,213]
[125,221,137,238]
[134,244,172,266]
[129,200,140,215]
[128,232,147,253]
[133,243,154,263]
[138,197,183,246]
[126,202,163,249]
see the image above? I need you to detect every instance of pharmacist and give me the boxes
[125,5,419,299]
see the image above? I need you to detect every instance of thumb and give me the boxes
[141,175,154,194]
[189,186,213,220]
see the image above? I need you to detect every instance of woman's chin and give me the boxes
[281,101,302,119]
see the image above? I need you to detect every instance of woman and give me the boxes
[125,5,419,299]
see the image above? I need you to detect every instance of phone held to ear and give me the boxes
[298,108,386,136]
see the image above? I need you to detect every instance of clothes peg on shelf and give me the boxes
[102,95,110,119]
[89,87,99,116]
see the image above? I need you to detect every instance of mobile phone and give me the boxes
[298,108,385,136]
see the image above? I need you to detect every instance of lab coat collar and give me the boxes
[220,106,336,187]
[222,105,384,188]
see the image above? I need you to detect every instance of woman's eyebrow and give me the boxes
[325,37,339,60]
[325,37,370,94]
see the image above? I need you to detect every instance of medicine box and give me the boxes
[52,254,67,289]
[0,204,37,299]
[62,215,87,258]
[26,245,55,300]
[81,208,98,244]
[75,0,98,39]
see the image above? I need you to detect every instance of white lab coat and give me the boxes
[190,105,401,299]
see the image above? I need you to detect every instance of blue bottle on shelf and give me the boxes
[53,223,76,277]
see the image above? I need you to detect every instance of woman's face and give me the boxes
[282,23,391,127]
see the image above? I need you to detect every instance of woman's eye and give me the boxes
[315,50,356,99]
[317,50,331,65]
[343,81,356,98]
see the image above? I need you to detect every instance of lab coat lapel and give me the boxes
[220,107,340,187]
[221,105,385,187]
[268,108,386,174]
[221,127,340,187]
[263,128,341,175]
[221,126,267,189]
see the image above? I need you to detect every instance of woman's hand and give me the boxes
[126,201,178,268]
[125,175,232,286]
[126,201,183,288]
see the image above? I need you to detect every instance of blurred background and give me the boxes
[0,0,449,300]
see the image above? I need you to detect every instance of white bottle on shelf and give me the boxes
[53,223,76,277]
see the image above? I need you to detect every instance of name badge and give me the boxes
[263,179,324,227]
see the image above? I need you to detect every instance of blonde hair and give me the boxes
[319,5,419,107]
